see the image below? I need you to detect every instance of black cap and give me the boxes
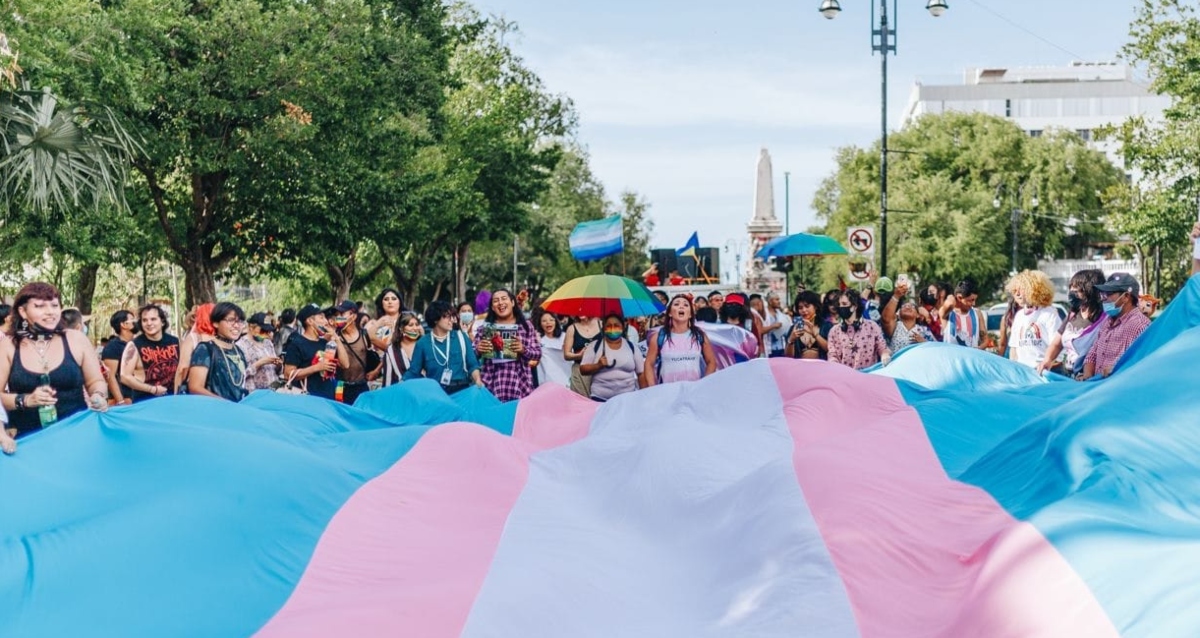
[296,303,323,327]
[331,300,357,314]
[248,312,275,331]
[1095,272,1140,298]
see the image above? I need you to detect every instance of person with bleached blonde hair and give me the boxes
[1005,270,1062,368]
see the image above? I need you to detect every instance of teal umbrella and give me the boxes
[755,233,850,295]
[754,233,848,259]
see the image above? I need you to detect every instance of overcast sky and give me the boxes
[472,0,1139,281]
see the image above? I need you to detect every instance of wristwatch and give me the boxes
[14,394,25,410]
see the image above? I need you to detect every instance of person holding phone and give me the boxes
[785,291,828,360]
[239,312,282,391]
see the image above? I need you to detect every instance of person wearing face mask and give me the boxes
[329,300,379,404]
[281,304,347,400]
[1038,269,1105,377]
[827,289,891,370]
[1004,270,1063,369]
[918,283,949,342]
[1080,272,1151,381]
[382,312,422,387]
[238,313,282,391]
[455,302,475,334]
[580,314,646,401]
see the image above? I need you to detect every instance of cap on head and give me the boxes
[873,276,894,294]
[296,304,323,327]
[248,312,276,331]
[332,300,357,314]
[1095,272,1139,299]
[724,293,747,306]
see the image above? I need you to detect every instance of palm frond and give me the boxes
[0,83,143,217]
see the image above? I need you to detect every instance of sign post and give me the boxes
[847,226,876,286]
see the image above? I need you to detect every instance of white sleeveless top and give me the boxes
[657,329,704,384]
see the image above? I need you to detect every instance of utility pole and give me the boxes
[784,171,791,235]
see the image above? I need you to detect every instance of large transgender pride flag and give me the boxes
[5,279,1200,637]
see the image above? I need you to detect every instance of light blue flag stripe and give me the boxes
[569,216,623,262]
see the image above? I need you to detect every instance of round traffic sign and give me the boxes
[849,228,873,253]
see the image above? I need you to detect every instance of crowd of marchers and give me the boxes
[2,221,1197,456]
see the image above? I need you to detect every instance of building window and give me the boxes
[1029,129,1043,138]
[1076,129,1092,142]
[1005,98,1012,117]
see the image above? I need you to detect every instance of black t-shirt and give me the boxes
[101,337,133,400]
[130,334,181,402]
[282,333,336,400]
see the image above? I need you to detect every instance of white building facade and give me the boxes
[902,62,1169,174]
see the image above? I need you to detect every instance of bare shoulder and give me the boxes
[65,330,93,352]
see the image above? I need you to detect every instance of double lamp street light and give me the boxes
[818,0,949,278]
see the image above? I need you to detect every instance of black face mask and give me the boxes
[836,306,854,320]
[1068,294,1083,312]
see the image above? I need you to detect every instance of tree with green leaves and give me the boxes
[1100,0,1200,299]
[813,111,1123,296]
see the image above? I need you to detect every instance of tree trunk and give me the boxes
[74,263,99,315]
[455,242,471,304]
[399,259,427,310]
[328,252,356,304]
[182,253,218,308]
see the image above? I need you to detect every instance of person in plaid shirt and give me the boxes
[474,289,541,401]
[1081,272,1151,381]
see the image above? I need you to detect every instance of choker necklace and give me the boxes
[214,335,235,345]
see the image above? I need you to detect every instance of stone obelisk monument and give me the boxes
[745,148,784,293]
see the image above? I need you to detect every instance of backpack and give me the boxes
[653,327,707,383]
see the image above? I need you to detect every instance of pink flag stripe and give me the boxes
[255,388,597,638]
[769,359,1119,638]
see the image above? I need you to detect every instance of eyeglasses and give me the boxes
[221,317,245,324]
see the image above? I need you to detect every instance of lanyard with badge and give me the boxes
[432,334,453,385]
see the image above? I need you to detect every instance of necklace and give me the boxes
[216,343,246,387]
[31,337,53,372]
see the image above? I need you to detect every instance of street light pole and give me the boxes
[784,171,791,235]
[820,0,948,279]
[878,0,892,278]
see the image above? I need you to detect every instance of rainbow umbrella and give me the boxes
[541,274,666,318]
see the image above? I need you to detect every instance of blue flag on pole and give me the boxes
[677,232,700,257]
[568,216,624,262]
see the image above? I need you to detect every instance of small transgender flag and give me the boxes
[568,216,623,262]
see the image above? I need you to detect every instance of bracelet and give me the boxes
[14,393,25,410]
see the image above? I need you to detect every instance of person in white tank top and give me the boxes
[643,295,717,386]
